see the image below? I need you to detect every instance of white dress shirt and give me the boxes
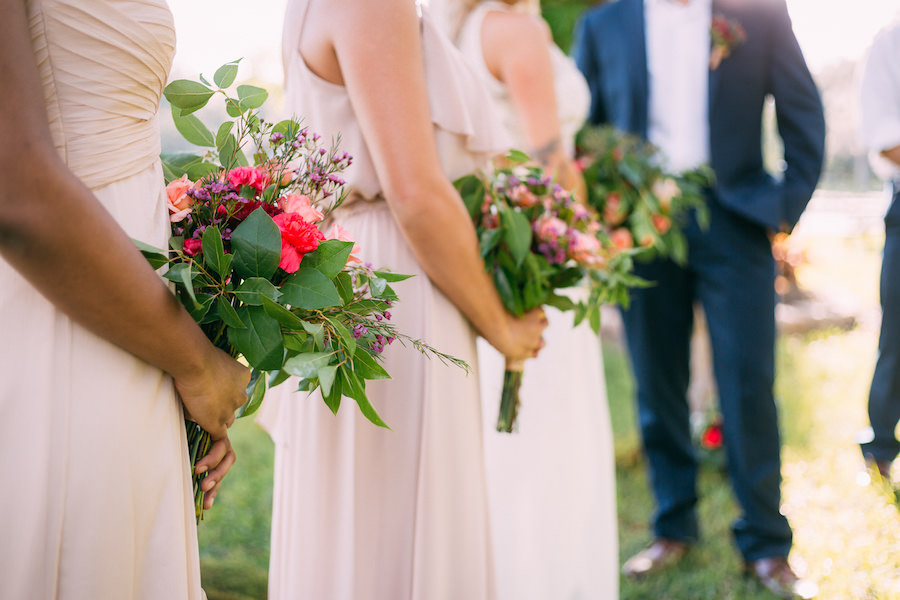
[644,0,712,173]
[859,20,900,181]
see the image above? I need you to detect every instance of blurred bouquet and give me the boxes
[709,14,746,70]
[577,126,713,265]
[142,61,464,519]
[691,408,726,471]
[455,151,641,432]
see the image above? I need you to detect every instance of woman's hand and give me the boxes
[490,307,548,364]
[174,348,250,440]
[195,434,237,510]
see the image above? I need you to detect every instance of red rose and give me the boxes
[701,423,724,449]
[273,212,325,273]
[183,237,202,257]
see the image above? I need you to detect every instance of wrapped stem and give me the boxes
[496,359,524,433]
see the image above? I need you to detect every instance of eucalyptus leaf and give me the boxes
[164,79,214,112]
[321,376,342,415]
[334,271,354,305]
[201,226,229,277]
[164,263,201,308]
[329,319,356,357]
[506,148,530,164]
[237,84,268,109]
[216,296,246,329]
[369,277,387,298]
[283,352,333,379]
[453,174,485,221]
[216,122,235,147]
[353,347,391,380]
[171,107,215,147]
[301,320,325,350]
[259,296,307,332]
[213,59,241,89]
[317,365,338,397]
[133,239,169,269]
[371,270,412,283]
[339,367,388,428]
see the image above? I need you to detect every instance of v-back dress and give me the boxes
[255,1,509,599]
[455,3,620,599]
[0,1,203,598]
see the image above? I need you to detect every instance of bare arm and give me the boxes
[0,0,248,440]
[482,10,586,201]
[883,146,900,169]
[314,0,545,360]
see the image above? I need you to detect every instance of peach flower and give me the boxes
[326,223,362,264]
[166,174,194,222]
[280,193,324,223]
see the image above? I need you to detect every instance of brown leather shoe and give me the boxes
[744,556,818,599]
[621,538,689,578]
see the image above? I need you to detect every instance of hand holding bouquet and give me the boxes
[455,151,641,432]
[577,125,713,265]
[142,61,465,519]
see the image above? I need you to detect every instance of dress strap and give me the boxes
[282,0,315,78]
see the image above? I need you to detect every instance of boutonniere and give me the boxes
[709,15,746,70]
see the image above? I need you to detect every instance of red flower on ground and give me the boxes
[274,212,325,273]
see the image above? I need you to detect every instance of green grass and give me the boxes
[199,233,900,599]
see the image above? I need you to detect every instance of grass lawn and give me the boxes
[199,231,900,599]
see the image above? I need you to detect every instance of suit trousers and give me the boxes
[863,185,900,463]
[621,195,793,561]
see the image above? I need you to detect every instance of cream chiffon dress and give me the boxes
[455,3,620,599]
[0,1,203,598]
[256,2,509,599]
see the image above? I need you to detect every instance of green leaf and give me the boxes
[329,319,356,357]
[506,148,530,164]
[280,269,343,310]
[133,239,169,269]
[273,119,302,139]
[234,277,282,305]
[216,122,235,147]
[227,305,284,371]
[339,367,388,428]
[216,296,246,329]
[230,208,282,280]
[493,266,522,315]
[171,106,215,147]
[164,79,214,112]
[225,97,243,117]
[302,320,325,350]
[334,271,354,304]
[217,132,238,170]
[236,369,266,418]
[353,347,391,380]
[161,160,182,184]
[164,263,201,308]
[369,276,387,297]
[186,293,215,322]
[268,369,291,389]
[213,59,241,89]
[301,239,353,279]
[283,352,333,379]
[479,228,502,258]
[317,365,337,397]
[545,293,576,312]
[201,226,229,277]
[372,270,412,283]
[260,296,308,330]
[500,206,532,268]
[283,333,312,352]
[321,374,342,415]
[453,174,486,221]
[237,84,268,109]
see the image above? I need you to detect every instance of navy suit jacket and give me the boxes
[572,0,826,233]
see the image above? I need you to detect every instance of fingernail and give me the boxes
[196,465,208,475]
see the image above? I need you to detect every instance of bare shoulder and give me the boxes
[482,9,551,51]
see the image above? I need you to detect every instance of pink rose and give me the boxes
[652,214,671,235]
[509,184,538,208]
[610,228,634,250]
[183,237,202,257]
[228,166,271,192]
[166,175,194,222]
[326,223,362,264]
[273,212,326,273]
[568,230,604,267]
[279,193,324,223]
[535,215,568,242]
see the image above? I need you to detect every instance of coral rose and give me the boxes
[652,214,672,235]
[280,193,324,223]
[610,228,633,250]
[166,174,194,222]
[568,230,604,267]
[274,212,325,273]
[326,223,362,264]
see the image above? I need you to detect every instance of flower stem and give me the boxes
[185,420,212,524]
[496,368,524,433]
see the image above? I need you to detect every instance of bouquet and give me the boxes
[577,125,713,265]
[142,61,465,519]
[455,151,641,432]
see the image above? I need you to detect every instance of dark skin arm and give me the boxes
[0,0,248,507]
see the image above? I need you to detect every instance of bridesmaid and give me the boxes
[257,0,547,598]
[0,1,248,598]
[434,0,620,597]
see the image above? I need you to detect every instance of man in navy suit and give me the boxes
[573,0,825,597]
